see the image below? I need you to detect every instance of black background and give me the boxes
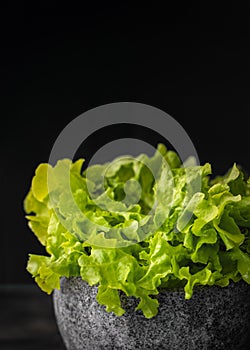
[1,2,249,284]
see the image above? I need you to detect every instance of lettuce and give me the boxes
[24,144,250,318]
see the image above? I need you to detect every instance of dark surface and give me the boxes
[1,281,250,350]
[0,285,66,350]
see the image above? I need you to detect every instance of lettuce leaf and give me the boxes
[24,144,250,318]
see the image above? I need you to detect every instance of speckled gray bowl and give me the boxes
[53,277,250,350]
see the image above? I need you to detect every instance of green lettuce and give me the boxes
[24,144,250,318]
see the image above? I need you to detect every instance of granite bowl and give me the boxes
[53,277,250,350]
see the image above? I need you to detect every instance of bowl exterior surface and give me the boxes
[53,277,250,350]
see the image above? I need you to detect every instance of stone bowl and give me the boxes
[53,277,250,350]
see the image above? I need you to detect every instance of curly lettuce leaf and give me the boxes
[24,145,250,318]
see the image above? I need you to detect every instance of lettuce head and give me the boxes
[24,144,250,318]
